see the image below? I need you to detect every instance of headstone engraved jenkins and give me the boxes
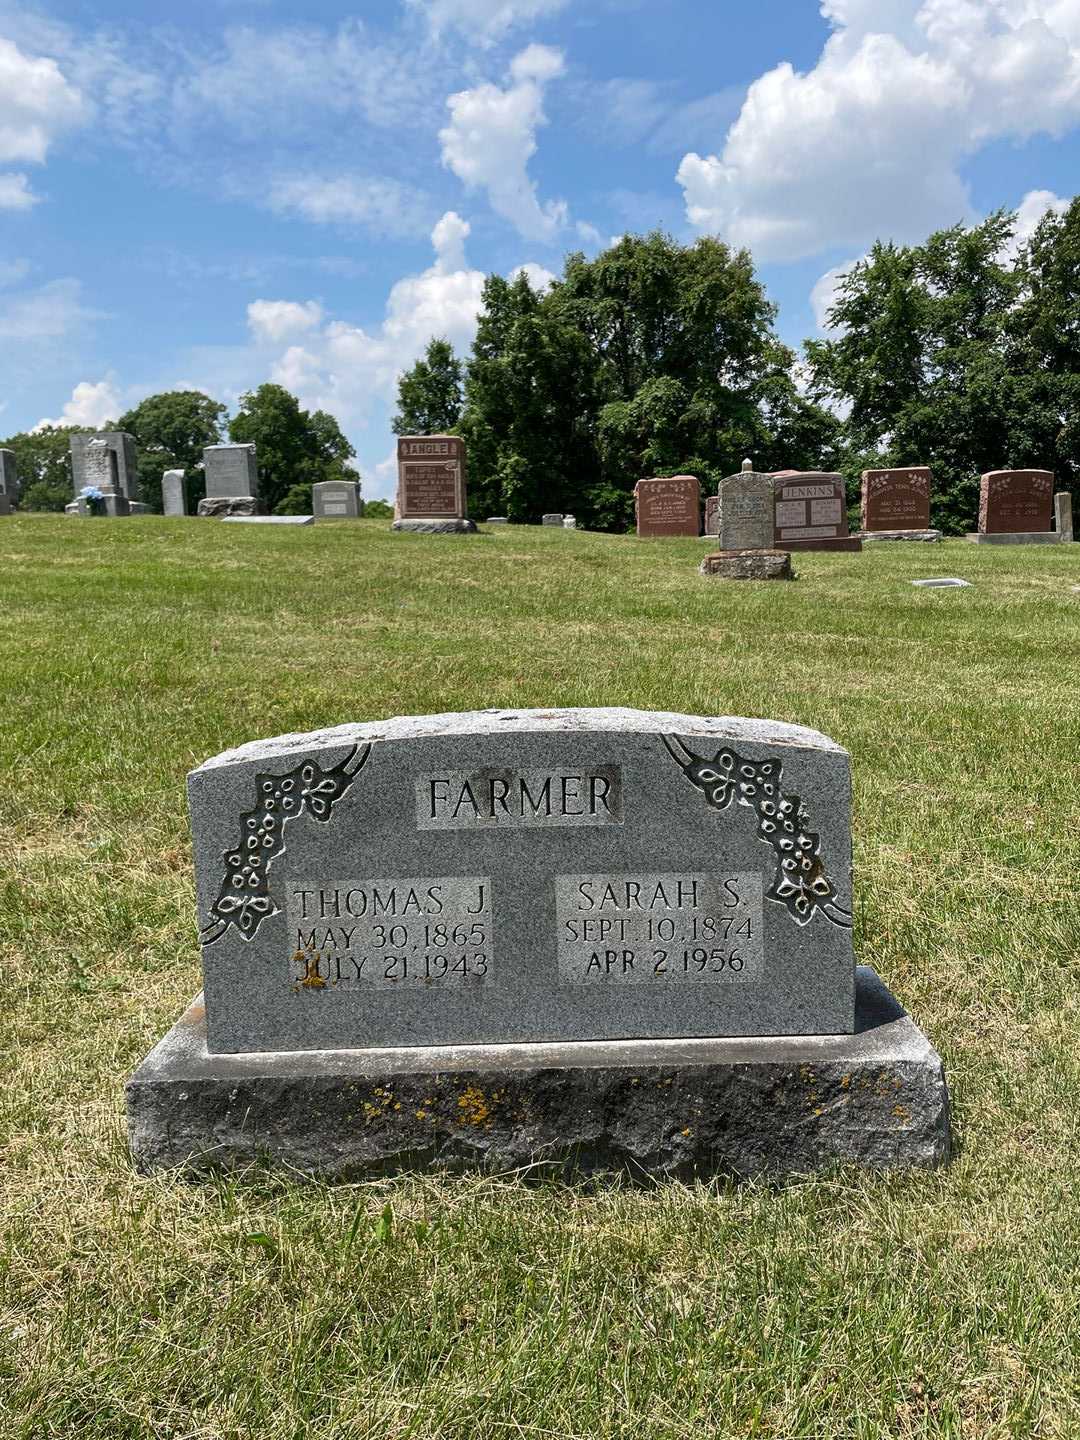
[394,436,476,533]
[772,472,861,552]
[127,709,950,1180]
[966,470,1061,545]
[635,476,701,537]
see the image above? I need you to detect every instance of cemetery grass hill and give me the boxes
[1,513,1078,1438]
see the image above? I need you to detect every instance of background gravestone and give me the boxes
[966,470,1060,544]
[128,708,950,1181]
[70,432,145,513]
[394,436,475,534]
[203,445,258,499]
[77,439,130,517]
[1056,492,1074,542]
[542,513,564,527]
[860,468,940,540]
[635,476,701,537]
[313,479,362,520]
[162,470,188,517]
[772,472,862,552]
[704,495,720,536]
[0,448,16,514]
[719,468,774,552]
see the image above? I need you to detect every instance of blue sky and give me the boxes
[1,0,1078,497]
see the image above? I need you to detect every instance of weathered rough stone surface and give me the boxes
[700,550,793,581]
[397,436,467,521]
[704,496,720,536]
[392,518,478,533]
[861,467,932,532]
[1055,492,1074,542]
[635,476,700,537]
[162,471,188,517]
[978,470,1054,534]
[197,496,263,518]
[964,531,1064,546]
[204,444,258,500]
[719,471,774,551]
[861,530,941,543]
[221,515,314,526]
[313,480,362,520]
[127,967,950,1181]
[189,708,855,1056]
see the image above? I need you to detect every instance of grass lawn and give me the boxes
[1,514,1079,1439]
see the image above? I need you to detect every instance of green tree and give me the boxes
[118,390,227,512]
[0,425,88,510]
[229,384,357,514]
[364,499,393,519]
[392,339,464,436]
[803,209,1079,532]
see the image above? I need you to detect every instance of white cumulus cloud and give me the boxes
[0,37,84,164]
[677,0,1080,262]
[268,174,431,236]
[247,299,325,344]
[0,172,38,210]
[440,44,568,242]
[36,377,122,429]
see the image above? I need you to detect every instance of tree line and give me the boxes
[3,384,360,516]
[393,201,1080,534]
[6,199,1077,533]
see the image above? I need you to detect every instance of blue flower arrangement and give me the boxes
[79,485,105,516]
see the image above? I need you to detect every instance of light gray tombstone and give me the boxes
[203,444,258,500]
[313,479,362,520]
[162,470,189,517]
[71,432,141,507]
[0,448,18,512]
[542,513,564,526]
[220,515,313,526]
[1055,491,1074,543]
[487,517,509,526]
[127,708,949,1181]
[563,514,577,530]
[76,439,130,517]
[718,463,775,552]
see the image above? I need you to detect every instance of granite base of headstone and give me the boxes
[1054,492,1073,543]
[127,707,949,1181]
[77,493,131,518]
[198,496,265,519]
[861,530,942,543]
[163,470,189,518]
[965,469,1061,544]
[700,550,793,581]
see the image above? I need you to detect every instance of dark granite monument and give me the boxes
[69,432,148,515]
[394,436,475,534]
[635,476,701,537]
[966,470,1061,545]
[0,448,16,514]
[127,708,949,1180]
[772,472,861,553]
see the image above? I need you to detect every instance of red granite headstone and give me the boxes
[396,436,467,520]
[978,470,1054,534]
[861,467,932,532]
[635,475,700,537]
[771,472,861,552]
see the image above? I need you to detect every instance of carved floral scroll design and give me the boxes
[662,735,852,929]
[200,744,371,945]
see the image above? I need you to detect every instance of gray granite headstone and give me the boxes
[487,517,509,526]
[188,708,856,1056]
[162,470,188,517]
[1055,491,1074,543]
[313,480,362,520]
[542,513,564,526]
[719,469,774,551]
[204,444,258,500]
[71,432,139,503]
[0,448,18,510]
